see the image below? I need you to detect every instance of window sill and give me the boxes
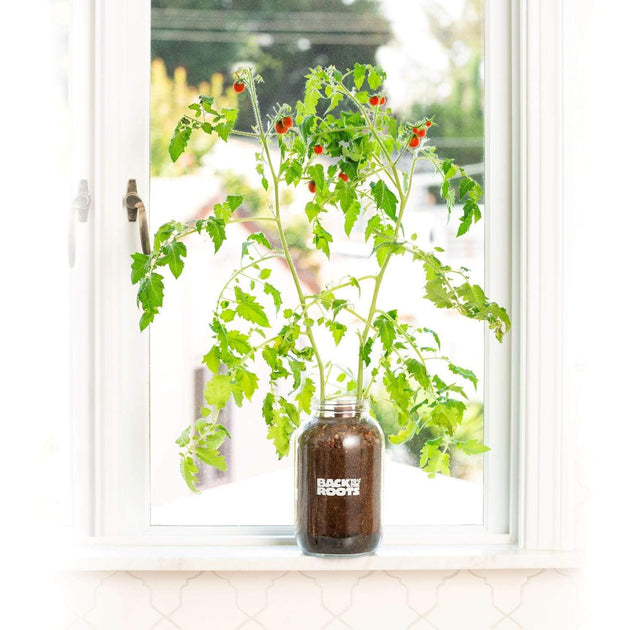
[58,540,583,572]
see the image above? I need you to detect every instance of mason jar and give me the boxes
[295,399,384,556]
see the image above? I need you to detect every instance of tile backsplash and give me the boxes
[56,568,583,629]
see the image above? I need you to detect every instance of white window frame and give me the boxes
[73,0,575,550]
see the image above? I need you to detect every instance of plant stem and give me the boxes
[247,72,327,399]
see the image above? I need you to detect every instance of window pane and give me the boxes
[149,0,484,526]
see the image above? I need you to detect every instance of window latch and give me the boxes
[125,179,151,255]
[68,179,91,268]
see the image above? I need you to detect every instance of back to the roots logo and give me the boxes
[316,478,361,496]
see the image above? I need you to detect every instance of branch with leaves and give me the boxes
[131,64,510,489]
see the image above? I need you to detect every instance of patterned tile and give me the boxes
[215,571,285,618]
[84,572,162,629]
[151,619,180,630]
[511,569,578,630]
[257,571,332,629]
[57,567,583,629]
[424,570,503,629]
[493,619,521,629]
[130,571,197,618]
[171,572,247,630]
[389,570,454,617]
[304,571,368,616]
[469,570,538,616]
[341,571,417,629]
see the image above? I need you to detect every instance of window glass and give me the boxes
[149,0,485,526]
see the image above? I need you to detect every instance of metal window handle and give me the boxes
[125,179,151,255]
[68,179,91,268]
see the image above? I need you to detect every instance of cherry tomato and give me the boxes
[379,96,386,105]
[369,96,380,106]
[308,180,316,193]
[417,128,426,137]
[233,81,245,93]
[409,136,420,148]
[282,116,293,129]
[338,172,349,182]
[313,144,324,155]
[426,121,432,127]
[275,121,287,134]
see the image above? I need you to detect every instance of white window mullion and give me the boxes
[94,0,151,536]
[483,0,517,537]
[518,0,574,550]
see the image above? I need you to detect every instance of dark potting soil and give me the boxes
[296,413,383,556]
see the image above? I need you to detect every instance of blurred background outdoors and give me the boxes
[147,0,488,526]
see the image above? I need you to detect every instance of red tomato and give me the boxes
[282,116,293,129]
[338,172,349,182]
[379,96,386,105]
[313,144,324,155]
[409,136,420,148]
[417,128,426,137]
[275,121,287,134]
[233,81,245,93]
[369,96,380,106]
[308,180,316,193]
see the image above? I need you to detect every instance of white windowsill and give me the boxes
[58,541,582,572]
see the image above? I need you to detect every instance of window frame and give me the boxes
[75,0,573,550]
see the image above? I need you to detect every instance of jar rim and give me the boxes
[312,397,367,416]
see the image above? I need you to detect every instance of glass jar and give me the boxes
[295,399,384,556]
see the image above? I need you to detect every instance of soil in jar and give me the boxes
[296,412,383,555]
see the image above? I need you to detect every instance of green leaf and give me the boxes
[139,311,155,331]
[204,374,232,409]
[370,180,398,220]
[367,67,383,90]
[360,337,374,366]
[430,400,466,435]
[305,201,323,222]
[325,321,347,345]
[162,241,187,279]
[353,63,366,89]
[195,447,227,471]
[169,122,192,162]
[343,200,361,236]
[175,427,191,447]
[296,377,316,414]
[373,311,397,351]
[180,456,200,493]
[313,221,333,259]
[454,439,490,455]
[405,358,430,389]
[246,232,273,251]
[420,442,450,478]
[202,346,221,373]
[197,217,226,252]
[307,163,325,191]
[263,282,282,313]
[226,330,251,355]
[448,363,478,389]
[233,367,259,403]
[137,272,164,311]
[131,253,149,284]
[389,421,417,445]
[234,286,271,327]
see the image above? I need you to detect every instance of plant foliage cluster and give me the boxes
[132,64,509,491]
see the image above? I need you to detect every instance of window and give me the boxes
[87,0,515,542]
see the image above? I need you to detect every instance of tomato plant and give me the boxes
[131,64,510,490]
